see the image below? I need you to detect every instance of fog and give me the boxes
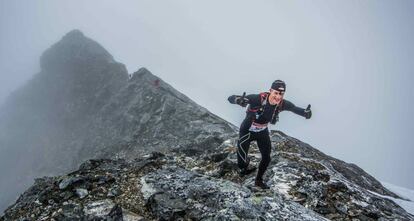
[0,0,413,196]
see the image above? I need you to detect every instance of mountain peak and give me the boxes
[62,29,85,39]
[40,29,114,71]
[130,67,153,81]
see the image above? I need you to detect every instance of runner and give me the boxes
[228,80,312,189]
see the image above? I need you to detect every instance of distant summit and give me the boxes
[40,29,115,72]
[63,29,84,38]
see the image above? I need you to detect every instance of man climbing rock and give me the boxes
[227,80,312,189]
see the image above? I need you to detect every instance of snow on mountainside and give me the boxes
[381,182,414,216]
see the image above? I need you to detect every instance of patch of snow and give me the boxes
[272,181,291,196]
[351,198,369,208]
[381,181,414,216]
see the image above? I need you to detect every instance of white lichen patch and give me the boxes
[83,199,115,217]
[140,176,157,201]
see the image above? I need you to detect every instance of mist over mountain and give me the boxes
[0,30,235,214]
[0,30,412,220]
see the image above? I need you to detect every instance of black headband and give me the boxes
[271,80,286,92]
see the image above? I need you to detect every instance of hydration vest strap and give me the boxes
[260,92,269,106]
[247,92,269,113]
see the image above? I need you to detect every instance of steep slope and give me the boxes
[76,67,236,163]
[0,30,235,213]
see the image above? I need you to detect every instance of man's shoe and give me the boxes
[238,166,257,177]
[255,179,270,189]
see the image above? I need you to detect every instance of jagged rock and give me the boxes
[147,192,188,220]
[145,151,165,160]
[209,152,229,162]
[55,202,83,220]
[75,188,88,199]
[83,199,116,217]
[122,210,145,221]
[217,159,239,177]
[58,176,84,190]
[108,187,121,197]
[79,159,106,171]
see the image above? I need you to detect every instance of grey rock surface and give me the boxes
[2,132,413,220]
[141,166,326,220]
[77,66,236,163]
[1,152,325,221]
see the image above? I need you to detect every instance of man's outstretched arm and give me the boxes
[228,93,261,107]
[283,100,312,119]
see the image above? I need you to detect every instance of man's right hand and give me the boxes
[236,92,249,107]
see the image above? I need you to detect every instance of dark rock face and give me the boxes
[77,67,235,163]
[0,29,129,213]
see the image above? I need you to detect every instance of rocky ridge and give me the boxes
[2,131,413,220]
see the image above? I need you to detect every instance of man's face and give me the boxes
[269,89,284,104]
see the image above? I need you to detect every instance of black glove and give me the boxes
[235,92,249,107]
[304,104,312,119]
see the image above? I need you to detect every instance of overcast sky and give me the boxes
[1,0,413,188]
